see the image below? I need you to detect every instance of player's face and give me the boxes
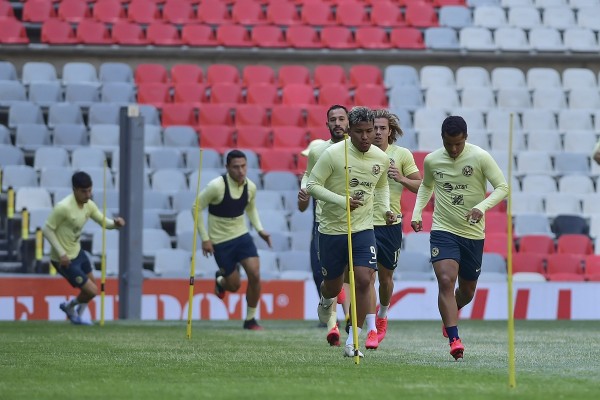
[349,121,375,153]
[326,108,349,141]
[442,132,467,159]
[373,117,390,149]
[227,157,247,185]
[74,186,92,204]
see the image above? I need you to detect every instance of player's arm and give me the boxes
[245,184,271,247]
[298,150,319,212]
[593,141,600,165]
[193,181,220,255]
[411,157,434,231]
[89,201,123,229]
[42,206,69,266]
[472,152,509,214]
[306,152,346,209]
[374,162,392,223]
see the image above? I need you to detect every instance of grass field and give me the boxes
[1,320,599,400]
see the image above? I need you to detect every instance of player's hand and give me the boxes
[465,208,484,224]
[297,189,310,212]
[113,217,125,228]
[411,220,423,232]
[385,211,397,225]
[259,230,272,248]
[387,165,402,182]
[201,240,214,257]
[348,197,363,211]
[59,254,70,267]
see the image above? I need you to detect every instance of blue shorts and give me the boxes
[317,229,377,281]
[52,249,92,288]
[374,223,403,270]
[213,233,259,277]
[430,230,484,281]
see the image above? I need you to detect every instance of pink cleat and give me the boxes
[327,325,340,346]
[449,338,464,360]
[376,315,388,343]
[365,330,379,350]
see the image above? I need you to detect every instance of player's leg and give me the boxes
[213,237,243,298]
[237,233,263,330]
[56,250,94,325]
[310,222,323,298]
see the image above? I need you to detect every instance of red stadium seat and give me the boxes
[266,1,301,25]
[271,105,305,127]
[512,253,546,275]
[92,0,124,24]
[246,83,279,106]
[390,27,425,49]
[0,19,29,44]
[349,65,383,87]
[518,235,555,254]
[210,83,243,105]
[556,234,594,255]
[206,64,240,85]
[282,84,315,106]
[252,25,287,48]
[41,19,76,44]
[404,2,438,28]
[314,65,346,88]
[171,64,203,84]
[236,126,272,150]
[111,20,147,45]
[198,104,233,126]
[412,151,428,173]
[243,65,275,86]
[197,0,231,24]
[301,2,335,26]
[135,64,168,84]
[584,255,600,281]
[335,1,370,26]
[546,253,585,281]
[320,26,356,49]
[356,27,391,49]
[354,84,387,108]
[306,105,329,128]
[318,84,351,107]
[23,0,56,23]
[76,19,111,45]
[198,125,235,153]
[308,128,330,141]
[370,1,406,27]
[216,24,253,47]
[127,0,159,24]
[137,83,172,108]
[234,104,268,127]
[286,25,322,49]
[0,1,15,19]
[162,0,195,24]
[58,0,91,23]
[258,149,297,172]
[173,83,208,106]
[146,22,182,46]
[484,233,516,258]
[181,24,217,47]
[161,103,197,127]
[272,126,308,154]
[434,0,466,5]
[484,212,509,235]
[278,65,311,86]
[232,0,266,25]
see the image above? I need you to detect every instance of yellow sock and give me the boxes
[246,306,257,321]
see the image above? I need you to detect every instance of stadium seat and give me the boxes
[264,171,299,191]
[232,0,266,25]
[8,103,44,129]
[162,104,197,127]
[370,1,405,27]
[425,27,460,50]
[282,84,315,106]
[142,228,173,258]
[390,27,425,49]
[210,83,243,105]
[286,25,322,49]
[128,0,160,24]
[355,26,390,49]
[153,248,191,277]
[163,126,198,148]
[72,147,107,170]
[111,21,148,45]
[508,6,541,30]
[335,1,369,26]
[546,253,585,281]
[99,62,133,83]
[151,169,188,195]
[271,105,305,127]
[147,22,182,46]
[198,126,235,153]
[252,25,287,48]
[75,19,110,44]
[197,0,230,24]
[15,187,52,210]
[354,85,387,108]
[135,64,168,84]
[170,64,203,85]
[216,24,253,47]
[53,124,88,150]
[395,251,434,281]
[350,65,383,87]
[552,215,589,237]
[512,252,546,275]
[301,2,335,26]
[403,232,431,255]
[456,66,490,89]
[137,83,171,108]
[181,24,217,47]
[173,83,208,106]
[101,82,135,105]
[518,234,555,254]
[556,234,594,255]
[234,104,268,127]
[206,64,240,85]
[184,147,222,170]
[483,233,516,258]
[23,0,56,23]
[564,27,599,52]
[236,126,271,151]
[246,83,279,106]
[460,27,496,51]
[440,6,472,29]
[514,213,554,238]
[162,0,195,24]
[272,126,307,152]
[0,61,17,81]
[198,104,233,126]
[278,65,311,87]
[267,1,301,25]
[0,0,15,19]
[584,255,600,281]
[320,26,356,49]
[313,65,345,88]
[93,0,125,24]
[405,2,439,28]
[318,84,351,107]
[243,65,275,86]
[258,149,296,172]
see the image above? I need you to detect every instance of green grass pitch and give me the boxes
[1,320,599,399]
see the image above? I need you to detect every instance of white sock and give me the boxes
[346,326,362,346]
[246,306,257,321]
[378,305,389,319]
[216,276,225,287]
[67,299,79,310]
[365,314,376,332]
[319,295,335,308]
[77,303,88,317]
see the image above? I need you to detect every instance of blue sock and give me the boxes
[446,326,459,343]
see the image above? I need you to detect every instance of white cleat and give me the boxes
[344,344,364,358]
[317,299,337,330]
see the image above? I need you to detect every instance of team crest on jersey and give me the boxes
[349,178,359,187]
[75,276,83,284]
[431,247,440,257]
[321,267,327,277]
[372,164,381,176]
[462,165,474,176]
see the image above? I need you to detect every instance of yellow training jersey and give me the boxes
[301,139,336,223]
[412,143,508,240]
[307,140,390,235]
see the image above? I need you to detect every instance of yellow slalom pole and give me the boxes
[507,113,516,388]
[343,134,360,365]
[187,148,204,339]
[100,160,107,327]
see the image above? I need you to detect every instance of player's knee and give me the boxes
[436,274,456,291]
[458,286,476,301]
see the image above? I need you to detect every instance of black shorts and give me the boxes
[430,230,484,281]
[317,229,377,280]
[52,249,92,288]
[213,233,259,277]
[374,223,403,270]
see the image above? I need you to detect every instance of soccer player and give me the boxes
[372,109,422,343]
[411,116,508,360]
[43,171,125,325]
[307,106,394,357]
[593,139,600,165]
[193,149,271,331]
[298,105,351,334]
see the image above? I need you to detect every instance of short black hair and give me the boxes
[326,104,348,119]
[72,171,92,189]
[226,149,247,165]
[441,116,468,137]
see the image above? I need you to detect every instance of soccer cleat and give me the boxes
[243,318,264,331]
[337,287,346,304]
[449,338,464,360]
[365,330,379,350]
[326,325,340,346]
[442,324,448,338]
[215,271,225,299]
[59,302,81,324]
[376,315,388,343]
[344,344,364,358]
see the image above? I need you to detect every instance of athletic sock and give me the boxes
[67,298,79,310]
[446,326,459,343]
[319,295,335,308]
[246,307,257,321]
[76,303,88,317]
[378,305,389,319]
[365,314,376,332]
[216,276,225,287]
[346,326,362,346]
